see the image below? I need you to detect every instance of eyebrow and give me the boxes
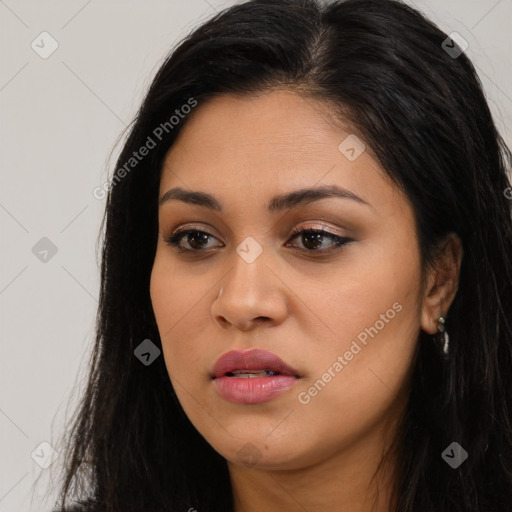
[159,184,374,212]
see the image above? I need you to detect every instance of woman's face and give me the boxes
[150,89,425,470]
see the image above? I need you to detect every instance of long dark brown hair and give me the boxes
[52,0,512,510]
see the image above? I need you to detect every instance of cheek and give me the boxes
[288,259,420,457]
[316,231,421,338]
[150,251,204,332]
[296,230,422,383]
[149,254,214,391]
[150,258,178,338]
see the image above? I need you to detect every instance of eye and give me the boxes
[286,227,353,253]
[163,226,353,254]
[164,228,222,252]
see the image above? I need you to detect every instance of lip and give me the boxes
[211,348,300,404]
[211,348,300,379]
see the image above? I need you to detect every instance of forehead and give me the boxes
[159,90,406,216]
[163,90,352,169]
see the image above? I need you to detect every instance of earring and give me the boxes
[436,315,450,358]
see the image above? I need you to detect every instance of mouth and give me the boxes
[224,369,282,378]
[211,348,301,380]
[211,348,301,404]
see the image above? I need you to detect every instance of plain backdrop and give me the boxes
[0,0,510,510]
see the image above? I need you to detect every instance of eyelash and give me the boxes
[163,226,353,255]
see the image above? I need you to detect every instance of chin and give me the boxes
[207,433,318,471]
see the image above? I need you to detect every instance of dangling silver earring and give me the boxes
[436,315,449,358]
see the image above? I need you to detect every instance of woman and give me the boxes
[52,0,512,510]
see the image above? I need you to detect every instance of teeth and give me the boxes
[228,370,279,378]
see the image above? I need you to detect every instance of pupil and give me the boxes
[303,232,323,250]
[188,231,209,249]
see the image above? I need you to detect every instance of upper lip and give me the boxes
[211,348,300,379]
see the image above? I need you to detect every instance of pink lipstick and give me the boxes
[211,348,300,404]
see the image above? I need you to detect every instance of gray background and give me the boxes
[0,0,510,510]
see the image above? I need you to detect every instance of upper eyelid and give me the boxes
[165,223,345,241]
[160,205,358,238]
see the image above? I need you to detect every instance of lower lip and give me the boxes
[213,375,299,404]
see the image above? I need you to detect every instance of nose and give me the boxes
[210,249,288,331]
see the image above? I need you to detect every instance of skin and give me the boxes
[150,89,462,512]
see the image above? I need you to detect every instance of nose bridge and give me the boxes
[225,238,269,302]
[211,239,286,329]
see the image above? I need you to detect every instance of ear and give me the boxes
[420,233,463,335]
